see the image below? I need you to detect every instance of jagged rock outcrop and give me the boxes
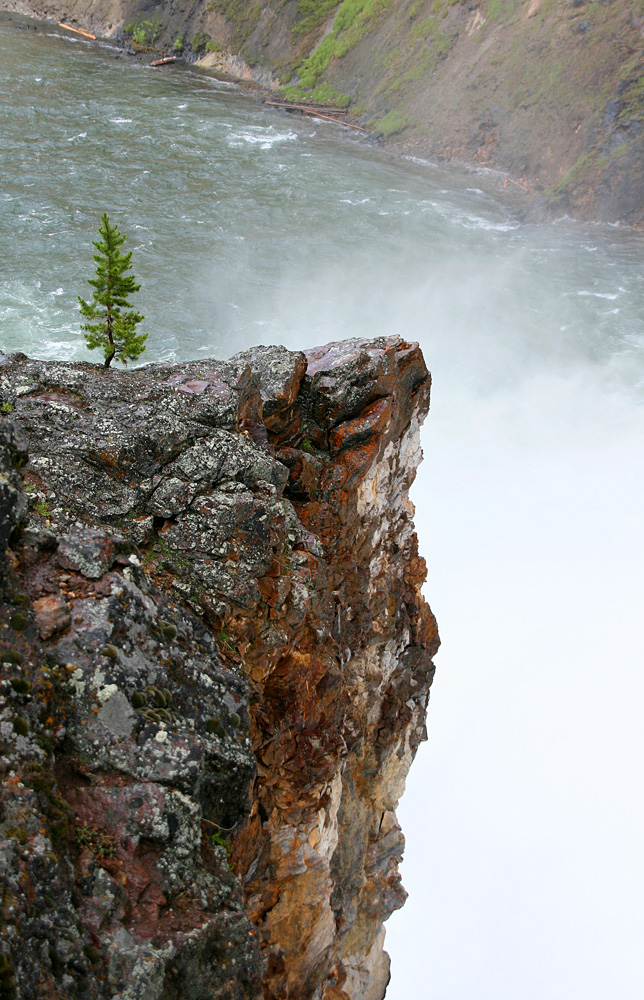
[0,337,438,1000]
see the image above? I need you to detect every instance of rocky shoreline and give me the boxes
[0,337,438,1000]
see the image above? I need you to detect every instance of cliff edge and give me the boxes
[0,337,438,1000]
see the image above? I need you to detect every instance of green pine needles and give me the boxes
[79,214,147,368]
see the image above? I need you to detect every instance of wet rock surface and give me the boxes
[0,337,438,1000]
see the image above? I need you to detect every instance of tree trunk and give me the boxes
[105,302,115,368]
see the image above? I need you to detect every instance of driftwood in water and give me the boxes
[264,99,367,132]
[59,22,96,39]
[265,99,349,116]
[150,56,177,67]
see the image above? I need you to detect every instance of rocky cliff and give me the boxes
[0,337,438,1000]
[4,0,644,225]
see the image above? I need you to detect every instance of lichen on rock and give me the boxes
[0,336,438,1000]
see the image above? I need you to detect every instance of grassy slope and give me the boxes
[13,0,644,222]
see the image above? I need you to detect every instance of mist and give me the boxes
[385,343,644,998]
[225,216,644,997]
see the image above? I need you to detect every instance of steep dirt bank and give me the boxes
[4,0,644,224]
[0,337,437,1000]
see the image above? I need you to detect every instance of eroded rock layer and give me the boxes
[0,337,438,1000]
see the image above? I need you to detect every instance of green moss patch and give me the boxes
[294,0,393,91]
[372,109,415,137]
[282,82,351,106]
[124,18,162,49]
[191,30,211,53]
[292,0,341,38]
[208,0,263,44]
[487,0,517,22]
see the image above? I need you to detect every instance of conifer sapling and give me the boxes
[79,214,147,368]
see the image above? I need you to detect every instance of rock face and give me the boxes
[0,337,438,1000]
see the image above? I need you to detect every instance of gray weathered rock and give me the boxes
[0,338,438,1000]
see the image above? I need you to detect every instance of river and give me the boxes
[2,13,644,999]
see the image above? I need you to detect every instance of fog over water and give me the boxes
[2,15,644,998]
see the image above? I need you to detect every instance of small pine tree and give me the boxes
[79,214,147,368]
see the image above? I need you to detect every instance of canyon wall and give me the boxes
[0,337,438,1000]
[4,0,644,225]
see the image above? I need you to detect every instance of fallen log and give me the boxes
[59,22,96,39]
[303,110,367,131]
[265,99,349,115]
[264,100,366,131]
[150,56,177,67]
[503,174,535,197]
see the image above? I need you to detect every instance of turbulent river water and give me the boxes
[2,13,644,1000]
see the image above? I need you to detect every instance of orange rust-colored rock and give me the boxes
[33,592,71,639]
[230,337,438,999]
